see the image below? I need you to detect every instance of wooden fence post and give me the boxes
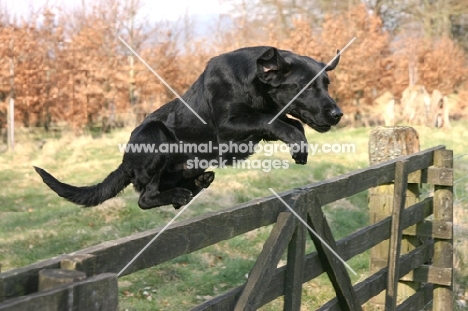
[368,126,420,309]
[432,149,454,310]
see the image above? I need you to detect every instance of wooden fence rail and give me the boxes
[0,141,453,310]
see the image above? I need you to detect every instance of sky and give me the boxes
[4,0,232,22]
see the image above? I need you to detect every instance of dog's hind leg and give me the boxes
[138,165,198,209]
[138,182,194,210]
[171,171,215,209]
[189,171,215,194]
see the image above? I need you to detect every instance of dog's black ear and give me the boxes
[325,50,340,71]
[257,47,288,86]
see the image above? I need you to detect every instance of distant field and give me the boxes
[0,122,467,310]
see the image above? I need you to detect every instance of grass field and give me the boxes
[0,122,467,310]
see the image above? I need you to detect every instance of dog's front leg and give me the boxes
[280,116,305,135]
[219,115,309,164]
[278,116,308,164]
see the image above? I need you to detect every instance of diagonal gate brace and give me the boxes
[234,211,297,311]
[305,191,362,311]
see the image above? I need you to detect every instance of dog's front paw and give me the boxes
[172,188,193,209]
[194,171,215,189]
[292,152,308,165]
[290,143,308,165]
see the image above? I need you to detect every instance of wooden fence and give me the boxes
[0,144,453,310]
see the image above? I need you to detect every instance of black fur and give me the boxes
[35,46,342,210]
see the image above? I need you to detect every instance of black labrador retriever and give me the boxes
[35,46,342,209]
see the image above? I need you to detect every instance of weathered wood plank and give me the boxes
[396,284,433,311]
[0,195,288,300]
[400,265,452,286]
[0,273,118,311]
[190,287,243,311]
[403,220,453,239]
[234,212,295,311]
[284,199,307,311]
[0,285,68,311]
[38,269,86,292]
[0,191,310,301]
[79,195,291,277]
[298,145,442,206]
[408,166,453,186]
[386,160,409,311]
[432,149,454,311]
[191,198,433,310]
[307,194,361,311]
[318,242,433,311]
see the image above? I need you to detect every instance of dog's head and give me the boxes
[257,47,342,133]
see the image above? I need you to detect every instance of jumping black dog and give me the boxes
[35,46,342,209]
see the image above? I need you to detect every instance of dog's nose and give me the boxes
[328,107,343,122]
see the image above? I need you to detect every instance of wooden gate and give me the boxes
[0,145,453,310]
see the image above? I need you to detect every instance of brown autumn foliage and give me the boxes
[0,1,466,133]
[0,24,46,128]
[392,36,467,96]
[319,5,394,119]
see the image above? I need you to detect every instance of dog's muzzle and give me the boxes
[326,107,343,125]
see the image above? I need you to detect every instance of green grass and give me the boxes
[0,122,467,310]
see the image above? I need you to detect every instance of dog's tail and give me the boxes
[34,165,131,207]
